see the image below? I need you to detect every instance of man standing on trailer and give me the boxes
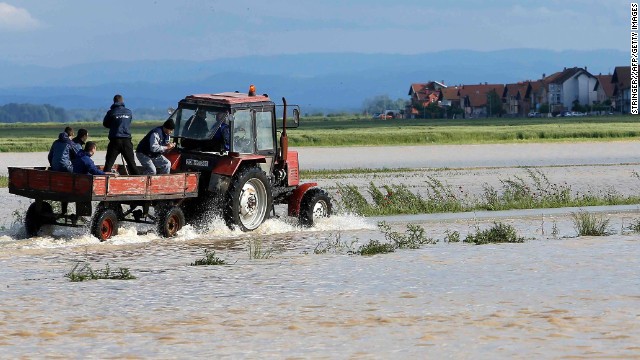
[136,119,176,175]
[103,94,139,174]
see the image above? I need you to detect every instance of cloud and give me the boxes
[0,2,40,31]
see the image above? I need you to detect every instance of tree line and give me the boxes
[0,103,69,123]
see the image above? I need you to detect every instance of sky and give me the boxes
[0,0,632,67]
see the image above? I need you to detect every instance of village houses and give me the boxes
[408,65,631,118]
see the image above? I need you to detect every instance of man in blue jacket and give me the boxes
[136,119,176,175]
[103,94,139,175]
[48,126,78,172]
[72,141,117,176]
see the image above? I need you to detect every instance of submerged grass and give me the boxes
[336,168,640,217]
[463,222,525,245]
[248,238,275,259]
[65,261,136,282]
[571,211,612,236]
[190,249,227,266]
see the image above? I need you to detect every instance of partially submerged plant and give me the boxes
[378,221,436,248]
[190,249,227,266]
[248,238,275,259]
[571,211,611,236]
[463,222,525,245]
[356,240,396,256]
[313,232,359,254]
[443,229,460,243]
[628,218,640,233]
[65,261,135,282]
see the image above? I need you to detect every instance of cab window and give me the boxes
[232,109,254,154]
[256,111,275,151]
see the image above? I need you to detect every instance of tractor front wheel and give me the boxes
[224,167,272,231]
[25,201,54,237]
[156,206,185,238]
[299,189,332,227]
[91,208,118,241]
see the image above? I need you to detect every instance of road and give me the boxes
[1,141,638,175]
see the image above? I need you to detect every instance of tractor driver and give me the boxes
[211,112,230,151]
[183,109,209,138]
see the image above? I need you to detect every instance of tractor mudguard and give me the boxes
[211,155,266,176]
[288,182,318,217]
[165,150,182,172]
[208,155,266,194]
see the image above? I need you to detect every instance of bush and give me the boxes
[571,211,611,236]
[464,222,525,245]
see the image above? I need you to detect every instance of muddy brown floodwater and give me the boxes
[1,143,640,358]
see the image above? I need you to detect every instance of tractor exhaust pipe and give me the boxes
[280,97,288,164]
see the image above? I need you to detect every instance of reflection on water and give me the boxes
[0,212,639,358]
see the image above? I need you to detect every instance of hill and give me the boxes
[0,49,626,115]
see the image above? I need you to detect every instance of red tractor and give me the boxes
[9,86,332,240]
[163,86,332,231]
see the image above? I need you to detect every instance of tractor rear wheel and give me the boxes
[156,206,185,238]
[224,166,272,231]
[25,201,54,237]
[91,208,118,241]
[299,189,332,227]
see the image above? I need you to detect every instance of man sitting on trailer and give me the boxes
[72,141,117,176]
[136,119,176,175]
[48,126,78,172]
[71,128,89,154]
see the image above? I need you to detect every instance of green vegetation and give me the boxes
[357,240,396,256]
[190,249,227,266]
[337,168,640,217]
[0,103,68,123]
[248,238,275,259]
[628,219,640,233]
[65,261,136,282]
[571,211,612,236]
[463,222,525,245]
[0,120,165,152]
[0,115,638,152]
[378,221,437,248]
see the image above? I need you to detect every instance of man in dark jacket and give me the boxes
[72,128,88,152]
[103,94,139,174]
[72,141,117,176]
[48,126,78,172]
[136,119,176,175]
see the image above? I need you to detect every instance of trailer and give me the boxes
[9,167,199,241]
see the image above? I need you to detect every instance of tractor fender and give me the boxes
[288,182,318,217]
[208,155,266,194]
[164,150,182,172]
[211,155,266,176]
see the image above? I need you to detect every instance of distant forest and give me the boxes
[0,103,167,123]
[0,103,68,123]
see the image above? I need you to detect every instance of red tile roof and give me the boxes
[459,84,505,107]
[594,75,614,97]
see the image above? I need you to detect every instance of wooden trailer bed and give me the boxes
[8,167,199,202]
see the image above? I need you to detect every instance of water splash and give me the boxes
[0,213,372,250]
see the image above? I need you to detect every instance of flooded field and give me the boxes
[1,143,640,358]
[1,206,640,358]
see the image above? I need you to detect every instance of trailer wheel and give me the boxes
[224,166,272,231]
[25,201,53,237]
[299,189,332,227]
[157,206,185,238]
[91,208,118,241]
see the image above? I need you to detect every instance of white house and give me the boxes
[545,67,598,111]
